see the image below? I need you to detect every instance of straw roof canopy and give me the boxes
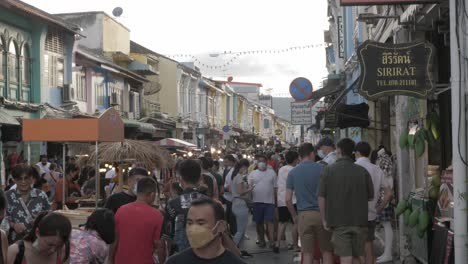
[83,140,168,170]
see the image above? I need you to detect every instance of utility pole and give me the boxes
[449,0,468,263]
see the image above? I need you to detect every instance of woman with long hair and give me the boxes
[229,158,253,258]
[70,209,115,264]
[7,212,72,264]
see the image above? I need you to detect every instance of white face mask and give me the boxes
[318,149,326,159]
[257,162,267,171]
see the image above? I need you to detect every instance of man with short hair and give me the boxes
[355,142,390,264]
[105,167,148,214]
[222,154,237,235]
[199,157,219,200]
[166,198,246,264]
[165,159,205,251]
[112,177,164,264]
[248,155,277,249]
[316,138,337,165]
[36,155,51,175]
[276,150,300,253]
[319,138,374,264]
[286,144,327,264]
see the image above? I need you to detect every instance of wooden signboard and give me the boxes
[357,41,435,100]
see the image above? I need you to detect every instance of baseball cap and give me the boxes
[316,137,335,149]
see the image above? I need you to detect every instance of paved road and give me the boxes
[240,219,400,264]
[241,219,296,264]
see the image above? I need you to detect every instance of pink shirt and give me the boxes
[115,202,163,264]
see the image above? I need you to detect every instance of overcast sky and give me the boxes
[25,0,329,97]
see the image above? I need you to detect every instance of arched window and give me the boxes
[0,38,4,81]
[8,40,18,83]
[22,44,30,85]
[21,44,31,102]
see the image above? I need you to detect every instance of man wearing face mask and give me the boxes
[166,198,246,264]
[165,159,206,252]
[248,155,277,249]
[105,167,149,214]
[111,177,164,264]
[316,138,337,165]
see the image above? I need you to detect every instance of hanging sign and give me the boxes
[341,0,441,5]
[337,16,344,58]
[356,40,435,100]
[291,101,313,125]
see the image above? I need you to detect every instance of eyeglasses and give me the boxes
[15,176,32,182]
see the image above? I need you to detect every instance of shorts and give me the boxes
[297,211,322,253]
[252,203,275,224]
[331,226,367,257]
[278,205,296,223]
[319,227,334,252]
[367,221,376,241]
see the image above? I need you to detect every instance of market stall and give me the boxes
[83,139,167,192]
[22,108,124,224]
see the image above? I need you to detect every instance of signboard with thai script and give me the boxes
[291,101,313,125]
[337,16,344,58]
[341,0,440,5]
[357,41,435,100]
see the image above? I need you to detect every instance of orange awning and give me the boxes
[23,108,124,142]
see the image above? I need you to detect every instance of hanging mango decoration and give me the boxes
[414,130,426,157]
[399,132,409,149]
[426,110,440,140]
[395,199,408,216]
[418,210,431,232]
[404,208,412,226]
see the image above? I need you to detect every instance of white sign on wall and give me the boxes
[291,101,313,125]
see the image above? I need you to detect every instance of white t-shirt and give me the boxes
[277,165,296,207]
[36,162,51,175]
[105,169,117,179]
[248,168,277,205]
[355,157,388,221]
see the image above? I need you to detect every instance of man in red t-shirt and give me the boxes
[110,177,164,264]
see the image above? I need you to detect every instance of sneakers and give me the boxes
[258,240,266,248]
[273,246,280,254]
[376,255,393,263]
[241,250,253,258]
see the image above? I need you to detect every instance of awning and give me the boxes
[123,119,164,135]
[310,74,343,101]
[0,110,20,126]
[154,138,196,148]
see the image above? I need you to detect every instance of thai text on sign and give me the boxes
[291,101,313,125]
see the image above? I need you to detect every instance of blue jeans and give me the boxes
[232,200,249,249]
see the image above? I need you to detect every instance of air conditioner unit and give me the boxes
[110,92,119,106]
[62,84,75,102]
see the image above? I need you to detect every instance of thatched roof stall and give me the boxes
[84,139,168,170]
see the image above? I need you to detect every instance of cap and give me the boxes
[316,137,335,149]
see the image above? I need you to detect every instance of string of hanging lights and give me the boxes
[166,42,328,70]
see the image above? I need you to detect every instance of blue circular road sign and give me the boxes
[289,77,313,101]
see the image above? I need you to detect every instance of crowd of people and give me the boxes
[0,136,395,264]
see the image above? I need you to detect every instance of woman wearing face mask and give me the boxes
[7,212,72,264]
[70,209,115,264]
[53,164,82,210]
[6,165,50,243]
[230,159,253,258]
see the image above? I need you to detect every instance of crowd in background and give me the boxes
[0,136,395,264]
